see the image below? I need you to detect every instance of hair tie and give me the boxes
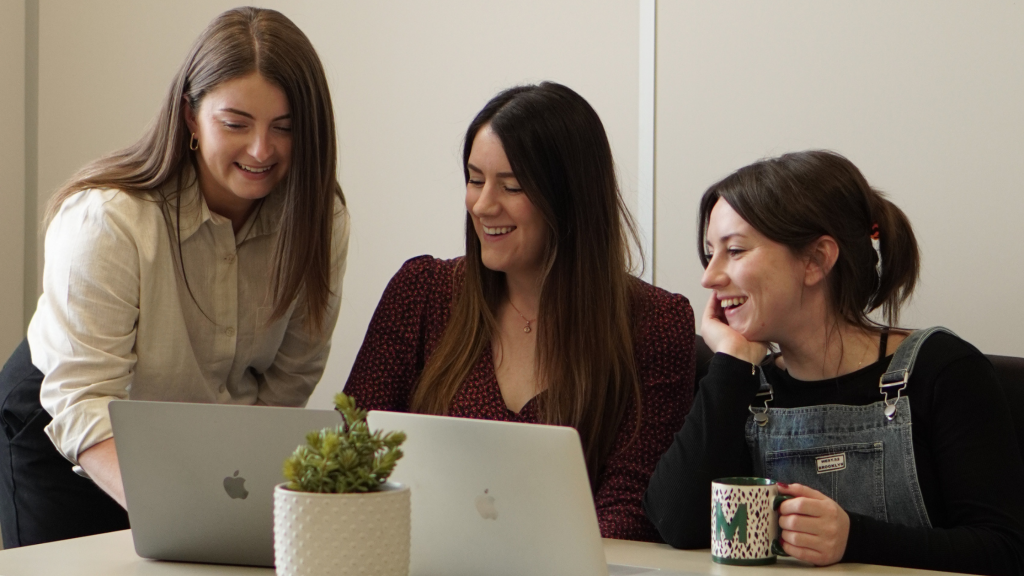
[870,223,882,279]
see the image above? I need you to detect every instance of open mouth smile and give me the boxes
[483,225,516,236]
[235,162,273,174]
[720,296,748,311]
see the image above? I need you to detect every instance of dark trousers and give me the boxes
[0,338,128,548]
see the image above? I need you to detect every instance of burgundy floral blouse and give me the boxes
[345,256,695,542]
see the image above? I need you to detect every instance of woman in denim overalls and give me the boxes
[644,151,1024,575]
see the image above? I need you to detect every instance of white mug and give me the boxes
[711,477,792,565]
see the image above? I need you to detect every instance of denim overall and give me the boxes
[744,327,954,527]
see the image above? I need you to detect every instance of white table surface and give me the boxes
[0,530,960,576]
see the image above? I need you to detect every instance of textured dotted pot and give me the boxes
[273,482,411,576]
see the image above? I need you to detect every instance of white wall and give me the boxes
[653,0,1024,356]
[35,1,231,235]
[0,0,27,360]
[30,1,640,408]
[18,0,1022,407]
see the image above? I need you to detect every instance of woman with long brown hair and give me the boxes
[0,7,348,547]
[645,151,1024,574]
[345,82,695,541]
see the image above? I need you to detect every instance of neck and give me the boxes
[504,269,542,319]
[206,196,255,234]
[778,319,879,381]
[197,176,255,234]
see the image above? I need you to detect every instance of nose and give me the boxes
[247,129,275,163]
[469,181,501,219]
[700,254,727,290]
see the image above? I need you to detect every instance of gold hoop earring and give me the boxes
[189,133,199,151]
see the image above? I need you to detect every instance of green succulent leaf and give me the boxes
[282,392,406,493]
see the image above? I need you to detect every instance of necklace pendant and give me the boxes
[507,298,534,334]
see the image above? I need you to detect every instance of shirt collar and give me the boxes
[241,186,285,241]
[164,174,284,244]
[163,177,210,243]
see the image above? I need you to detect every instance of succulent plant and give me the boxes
[283,392,406,493]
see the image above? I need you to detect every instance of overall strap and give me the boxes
[879,326,958,420]
[749,364,773,426]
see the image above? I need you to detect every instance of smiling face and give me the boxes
[184,72,292,221]
[701,198,811,343]
[465,125,548,281]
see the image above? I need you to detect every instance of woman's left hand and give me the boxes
[776,483,850,566]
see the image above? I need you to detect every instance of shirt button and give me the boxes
[225,253,236,263]
[226,327,236,337]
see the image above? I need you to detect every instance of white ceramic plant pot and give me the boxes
[273,482,411,576]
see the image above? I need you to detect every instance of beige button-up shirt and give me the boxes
[28,183,350,466]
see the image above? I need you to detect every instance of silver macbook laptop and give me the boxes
[110,400,340,566]
[366,411,682,576]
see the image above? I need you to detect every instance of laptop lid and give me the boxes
[110,400,340,566]
[366,410,610,576]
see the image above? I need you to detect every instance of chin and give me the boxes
[232,185,276,201]
[480,261,508,274]
[478,253,507,274]
[740,328,774,346]
[729,323,758,342]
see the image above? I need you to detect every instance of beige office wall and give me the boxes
[654,0,1024,355]
[35,1,237,229]
[34,2,640,408]
[0,0,27,361]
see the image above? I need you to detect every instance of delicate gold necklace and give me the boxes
[507,298,535,334]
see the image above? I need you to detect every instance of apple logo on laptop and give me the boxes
[475,488,498,520]
[223,470,249,500]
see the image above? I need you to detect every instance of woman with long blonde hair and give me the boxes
[0,7,348,547]
[345,82,695,541]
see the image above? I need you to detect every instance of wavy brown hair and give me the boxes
[698,150,919,329]
[410,83,643,484]
[44,7,344,333]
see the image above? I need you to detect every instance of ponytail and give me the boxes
[866,193,920,325]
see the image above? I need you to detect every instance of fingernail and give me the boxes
[777,482,789,488]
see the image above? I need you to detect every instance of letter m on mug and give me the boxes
[713,502,748,543]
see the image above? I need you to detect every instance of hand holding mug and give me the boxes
[776,483,850,566]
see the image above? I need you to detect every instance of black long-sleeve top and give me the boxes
[644,332,1024,575]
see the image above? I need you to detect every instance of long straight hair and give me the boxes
[410,83,643,484]
[44,7,344,333]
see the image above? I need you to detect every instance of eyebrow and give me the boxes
[219,108,291,122]
[707,233,748,246]
[466,163,517,179]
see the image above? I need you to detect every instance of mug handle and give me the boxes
[772,494,795,557]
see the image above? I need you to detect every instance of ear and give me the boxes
[182,95,199,133]
[804,235,839,287]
